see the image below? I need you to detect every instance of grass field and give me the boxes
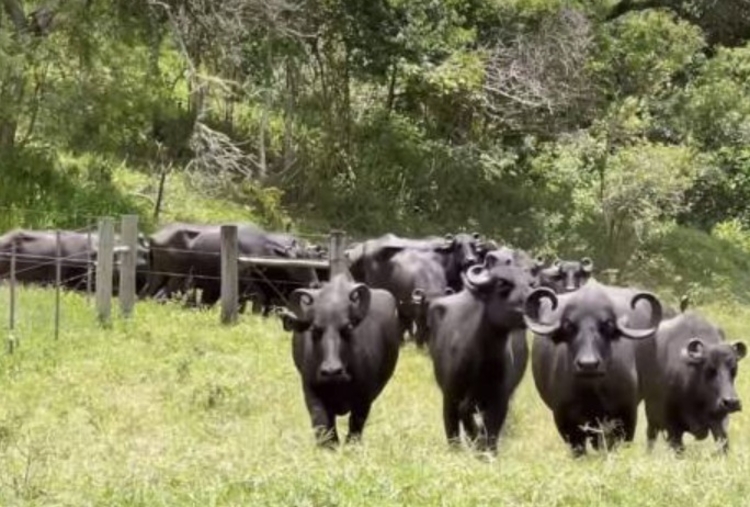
[1,287,750,506]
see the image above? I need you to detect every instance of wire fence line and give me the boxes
[1,214,348,353]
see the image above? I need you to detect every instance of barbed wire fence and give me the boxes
[0,212,347,354]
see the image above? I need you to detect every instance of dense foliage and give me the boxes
[3,0,750,299]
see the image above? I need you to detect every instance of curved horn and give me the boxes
[349,283,372,324]
[617,292,662,340]
[290,288,317,322]
[465,264,493,290]
[523,287,561,336]
[580,257,594,274]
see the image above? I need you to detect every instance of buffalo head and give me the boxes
[524,284,662,377]
[281,277,371,384]
[463,248,535,328]
[540,257,594,294]
[682,337,746,416]
[441,232,482,270]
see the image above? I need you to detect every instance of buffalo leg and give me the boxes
[303,385,338,448]
[346,403,371,444]
[443,396,461,447]
[666,428,685,455]
[458,401,479,445]
[646,424,658,451]
[554,411,587,457]
[397,312,413,342]
[483,399,509,454]
[710,418,730,454]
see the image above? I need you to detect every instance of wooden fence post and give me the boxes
[86,224,93,303]
[96,217,115,326]
[220,225,239,325]
[55,230,61,340]
[328,230,347,278]
[119,215,138,319]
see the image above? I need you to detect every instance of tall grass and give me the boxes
[0,287,749,506]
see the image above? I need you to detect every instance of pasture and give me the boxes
[0,287,749,506]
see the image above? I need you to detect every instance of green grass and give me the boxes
[1,287,750,505]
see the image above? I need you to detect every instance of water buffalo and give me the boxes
[140,222,217,299]
[0,229,148,293]
[525,281,662,455]
[539,257,594,294]
[280,274,401,446]
[636,311,746,453]
[427,248,534,453]
[346,232,487,293]
[189,226,319,312]
[363,248,451,345]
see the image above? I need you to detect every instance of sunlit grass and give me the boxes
[0,286,749,505]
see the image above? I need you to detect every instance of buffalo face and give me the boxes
[525,285,662,378]
[464,248,535,328]
[540,258,594,294]
[682,338,747,416]
[442,232,482,271]
[281,283,371,384]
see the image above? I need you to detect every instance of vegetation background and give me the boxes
[3,2,750,505]
[3,0,750,302]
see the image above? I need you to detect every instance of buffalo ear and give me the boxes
[682,338,705,364]
[411,288,426,305]
[732,341,747,360]
[349,284,372,325]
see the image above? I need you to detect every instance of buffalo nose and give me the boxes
[720,397,742,413]
[576,358,601,373]
[320,364,345,379]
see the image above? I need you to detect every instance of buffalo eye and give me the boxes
[705,366,718,380]
[311,327,324,342]
[561,318,576,335]
[340,324,355,341]
[600,320,617,338]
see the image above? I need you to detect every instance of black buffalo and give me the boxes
[427,248,534,452]
[346,232,487,293]
[281,274,401,446]
[637,311,746,453]
[525,281,662,455]
[0,228,148,293]
[140,222,216,300]
[539,257,593,294]
[371,248,451,345]
[143,222,318,313]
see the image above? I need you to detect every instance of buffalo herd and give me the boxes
[0,223,746,457]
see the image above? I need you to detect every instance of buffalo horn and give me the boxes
[465,264,493,289]
[581,257,594,274]
[617,292,662,340]
[523,287,561,336]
